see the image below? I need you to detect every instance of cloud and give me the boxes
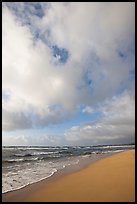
[64,90,135,145]
[82,106,94,114]
[2,135,28,146]
[2,109,32,131]
[2,133,66,146]
[2,2,135,132]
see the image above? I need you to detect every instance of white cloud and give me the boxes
[64,90,135,145]
[2,133,66,146]
[2,2,135,135]
[82,106,94,114]
[2,135,28,146]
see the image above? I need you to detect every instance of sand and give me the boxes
[2,150,135,202]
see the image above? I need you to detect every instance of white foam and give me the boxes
[2,157,81,194]
[82,155,90,158]
[2,167,58,194]
[102,150,124,153]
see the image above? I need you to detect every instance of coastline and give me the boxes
[2,150,135,202]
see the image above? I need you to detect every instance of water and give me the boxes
[2,144,135,193]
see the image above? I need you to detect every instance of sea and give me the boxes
[2,144,135,194]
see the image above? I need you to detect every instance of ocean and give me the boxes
[2,144,135,193]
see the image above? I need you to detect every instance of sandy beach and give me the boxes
[2,150,135,202]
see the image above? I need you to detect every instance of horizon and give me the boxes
[2,2,135,146]
[2,143,135,147]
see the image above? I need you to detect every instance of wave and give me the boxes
[97,145,135,149]
[2,154,62,164]
[14,153,33,157]
[14,151,59,157]
[3,157,40,164]
[2,168,58,194]
[3,159,24,163]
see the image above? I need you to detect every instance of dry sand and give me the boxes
[2,150,135,202]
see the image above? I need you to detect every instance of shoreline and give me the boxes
[2,152,115,195]
[2,150,135,202]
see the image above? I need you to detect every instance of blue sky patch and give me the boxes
[23,3,45,18]
[52,45,69,64]
[6,2,45,20]
[43,110,103,134]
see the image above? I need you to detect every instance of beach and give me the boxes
[2,150,135,202]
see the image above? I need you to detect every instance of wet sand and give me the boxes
[2,150,135,202]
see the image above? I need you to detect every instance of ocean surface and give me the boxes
[2,144,135,193]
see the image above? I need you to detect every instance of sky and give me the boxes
[2,2,135,146]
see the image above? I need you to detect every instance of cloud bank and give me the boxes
[65,90,135,145]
